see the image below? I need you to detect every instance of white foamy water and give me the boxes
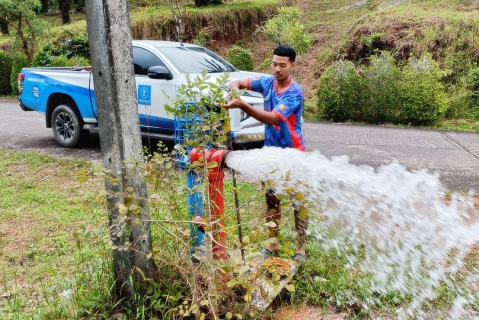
[226,147,479,318]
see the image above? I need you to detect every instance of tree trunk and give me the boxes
[59,0,70,24]
[84,0,158,308]
[0,19,8,35]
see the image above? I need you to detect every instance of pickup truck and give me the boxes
[18,40,266,148]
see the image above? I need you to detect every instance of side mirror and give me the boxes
[147,66,173,80]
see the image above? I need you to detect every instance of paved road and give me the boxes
[1,97,478,191]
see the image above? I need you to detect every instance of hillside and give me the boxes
[2,0,479,126]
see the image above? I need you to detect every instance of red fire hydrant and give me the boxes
[189,148,228,260]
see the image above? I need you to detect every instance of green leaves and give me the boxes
[227,45,253,71]
[264,7,313,55]
[318,52,446,126]
[165,70,232,149]
[0,0,50,62]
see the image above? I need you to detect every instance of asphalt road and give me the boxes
[1,97,478,191]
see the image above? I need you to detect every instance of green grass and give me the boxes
[2,145,479,318]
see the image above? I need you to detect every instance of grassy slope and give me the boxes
[2,0,479,131]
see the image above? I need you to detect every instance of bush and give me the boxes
[398,55,446,125]
[264,7,313,55]
[32,50,54,67]
[63,33,90,59]
[317,53,446,126]
[444,66,479,120]
[0,51,13,95]
[50,55,90,67]
[37,32,90,62]
[227,45,253,71]
[10,53,30,94]
[317,60,365,122]
[363,52,402,123]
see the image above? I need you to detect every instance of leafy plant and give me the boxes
[317,60,364,122]
[194,26,212,48]
[227,45,253,71]
[399,54,446,125]
[32,50,54,67]
[263,6,313,55]
[10,53,29,94]
[363,51,402,123]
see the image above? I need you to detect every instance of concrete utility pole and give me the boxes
[84,0,157,304]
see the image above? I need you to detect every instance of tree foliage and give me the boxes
[0,0,49,62]
[263,7,313,55]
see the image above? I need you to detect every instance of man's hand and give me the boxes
[222,96,246,110]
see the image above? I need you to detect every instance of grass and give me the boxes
[2,146,479,319]
[0,149,111,318]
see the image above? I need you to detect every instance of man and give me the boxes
[222,45,308,262]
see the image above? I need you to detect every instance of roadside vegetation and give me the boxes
[2,0,479,319]
[1,0,479,131]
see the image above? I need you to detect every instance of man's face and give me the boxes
[272,55,296,81]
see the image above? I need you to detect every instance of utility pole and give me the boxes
[84,0,157,305]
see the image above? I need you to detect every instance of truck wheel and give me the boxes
[51,104,88,148]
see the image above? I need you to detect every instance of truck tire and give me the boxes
[51,104,88,148]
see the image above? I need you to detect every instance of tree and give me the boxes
[0,0,49,62]
[58,0,70,24]
[0,18,8,35]
[160,0,189,42]
[84,0,157,308]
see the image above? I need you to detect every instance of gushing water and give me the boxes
[226,147,479,318]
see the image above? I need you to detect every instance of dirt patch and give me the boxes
[276,306,348,320]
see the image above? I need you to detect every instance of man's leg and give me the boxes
[294,209,308,256]
[265,190,281,253]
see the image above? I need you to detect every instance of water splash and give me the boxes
[226,146,479,318]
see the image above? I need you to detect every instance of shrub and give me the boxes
[193,27,211,48]
[398,55,446,125]
[317,60,365,122]
[49,55,90,67]
[264,7,313,55]
[227,45,253,71]
[445,66,479,121]
[10,53,30,94]
[363,51,402,123]
[32,50,54,67]
[38,32,90,62]
[63,33,90,59]
[0,51,13,95]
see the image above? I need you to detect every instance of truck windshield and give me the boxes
[156,46,237,74]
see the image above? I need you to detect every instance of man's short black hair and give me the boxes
[273,45,296,62]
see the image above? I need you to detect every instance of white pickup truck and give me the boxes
[18,40,266,148]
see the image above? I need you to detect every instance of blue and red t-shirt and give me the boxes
[248,75,306,151]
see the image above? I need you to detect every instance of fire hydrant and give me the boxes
[189,148,228,260]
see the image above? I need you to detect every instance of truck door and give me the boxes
[133,46,177,134]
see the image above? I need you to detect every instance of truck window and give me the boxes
[133,47,168,75]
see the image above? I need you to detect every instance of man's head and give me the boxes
[272,45,297,83]
[273,45,296,62]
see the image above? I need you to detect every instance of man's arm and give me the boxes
[224,98,280,125]
[228,79,249,92]
[224,79,281,126]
